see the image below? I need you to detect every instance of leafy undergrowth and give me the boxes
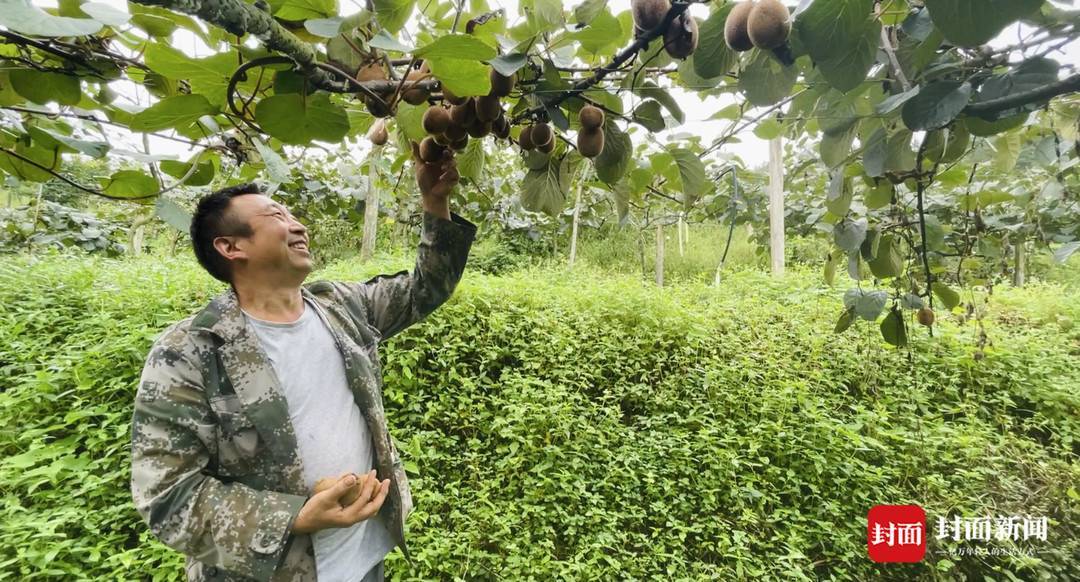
[0,250,1076,581]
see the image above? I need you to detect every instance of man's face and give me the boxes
[221,194,311,284]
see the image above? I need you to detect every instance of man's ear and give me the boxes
[213,235,248,262]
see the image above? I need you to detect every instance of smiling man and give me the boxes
[130,152,473,581]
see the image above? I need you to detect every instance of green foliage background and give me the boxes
[0,252,1077,580]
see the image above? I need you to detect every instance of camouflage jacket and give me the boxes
[130,211,476,581]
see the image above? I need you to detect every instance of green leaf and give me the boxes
[131,13,176,37]
[739,50,797,106]
[81,2,131,26]
[972,57,1059,117]
[834,306,856,333]
[924,0,1044,47]
[992,131,1021,172]
[901,81,972,131]
[272,0,337,20]
[885,129,916,173]
[636,82,685,125]
[594,120,632,185]
[670,148,709,209]
[632,100,665,132]
[394,102,426,142]
[567,9,623,55]
[101,170,157,198]
[880,308,908,346]
[129,94,216,132]
[844,288,888,320]
[159,156,215,187]
[426,58,491,97]
[834,218,867,253]
[874,86,921,115]
[754,119,783,140]
[368,30,413,53]
[488,53,528,77]
[250,139,290,184]
[863,128,887,177]
[373,0,415,34]
[9,70,81,106]
[573,0,606,25]
[415,34,497,60]
[795,0,880,93]
[868,234,903,278]
[27,127,109,158]
[304,17,345,37]
[865,182,893,209]
[255,93,350,145]
[963,112,1027,136]
[144,45,243,106]
[0,0,103,37]
[825,170,853,216]
[154,196,192,232]
[0,142,58,182]
[1052,241,1080,264]
[521,153,568,216]
[694,4,737,79]
[457,137,485,181]
[931,282,960,310]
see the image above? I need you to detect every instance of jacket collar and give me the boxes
[190,284,319,342]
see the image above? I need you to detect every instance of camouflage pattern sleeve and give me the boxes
[344,210,477,340]
[130,341,307,582]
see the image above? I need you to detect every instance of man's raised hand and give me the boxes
[291,470,390,534]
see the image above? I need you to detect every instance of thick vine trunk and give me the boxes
[568,176,583,268]
[768,136,785,277]
[655,222,664,287]
[1013,236,1025,287]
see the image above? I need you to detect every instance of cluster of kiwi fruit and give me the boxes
[724,0,791,52]
[632,0,699,59]
[356,60,434,119]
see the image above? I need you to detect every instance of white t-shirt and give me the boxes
[243,297,394,582]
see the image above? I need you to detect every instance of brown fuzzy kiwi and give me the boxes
[466,118,492,138]
[917,307,935,327]
[449,99,475,127]
[632,0,672,33]
[402,62,431,105]
[475,94,502,123]
[356,63,387,82]
[365,95,393,118]
[519,125,535,150]
[367,119,389,146]
[489,69,516,97]
[537,136,555,154]
[577,126,605,158]
[444,123,467,142]
[441,85,466,105]
[419,136,446,163]
[724,1,755,52]
[423,106,451,135]
[664,12,699,59]
[493,115,511,139]
[450,135,469,151]
[433,132,452,146]
[530,122,553,148]
[579,105,604,130]
[747,0,791,50]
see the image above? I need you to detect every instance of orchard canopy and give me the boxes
[1,0,1078,345]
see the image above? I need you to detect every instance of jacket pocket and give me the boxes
[209,395,262,476]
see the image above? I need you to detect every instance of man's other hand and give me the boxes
[413,142,459,203]
[291,470,390,534]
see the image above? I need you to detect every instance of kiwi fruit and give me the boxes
[356,63,387,82]
[493,116,511,139]
[475,94,502,123]
[433,132,452,146]
[519,125,535,150]
[664,12,699,59]
[441,85,466,105]
[530,122,553,149]
[747,0,791,50]
[577,126,605,158]
[402,62,431,105]
[419,136,447,163]
[365,95,393,118]
[450,135,469,151]
[367,119,389,146]
[632,0,672,33]
[724,1,755,52]
[579,105,604,130]
[449,99,475,127]
[537,136,555,154]
[489,69,516,98]
[466,119,492,138]
[444,123,468,142]
[423,106,451,135]
[917,307,935,327]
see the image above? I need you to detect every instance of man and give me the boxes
[130,151,473,581]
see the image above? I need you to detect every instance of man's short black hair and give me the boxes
[190,182,264,284]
